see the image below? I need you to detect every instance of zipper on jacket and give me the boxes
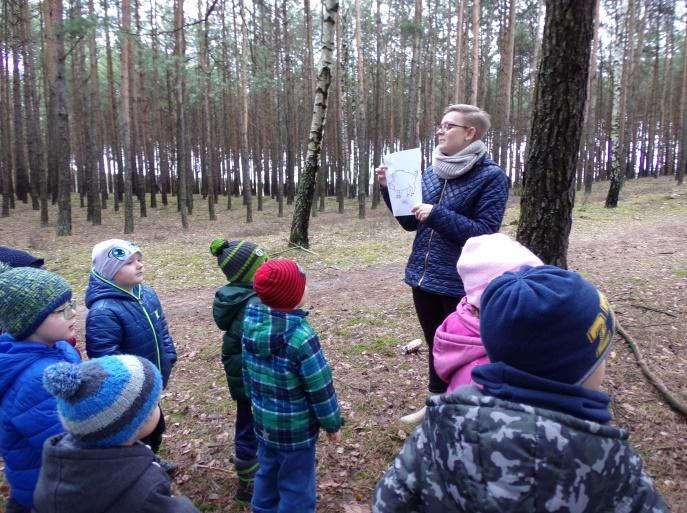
[92,270,162,371]
[138,299,162,371]
[418,178,448,287]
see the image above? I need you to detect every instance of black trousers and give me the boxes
[412,287,461,394]
[141,407,166,453]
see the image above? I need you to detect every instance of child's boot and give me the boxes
[234,457,259,502]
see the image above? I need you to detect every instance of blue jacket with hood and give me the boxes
[382,155,509,298]
[0,334,80,509]
[84,270,177,388]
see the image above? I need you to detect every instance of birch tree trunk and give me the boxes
[290,0,338,248]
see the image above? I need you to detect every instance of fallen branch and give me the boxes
[284,239,320,256]
[195,464,233,475]
[616,323,687,417]
[628,303,677,318]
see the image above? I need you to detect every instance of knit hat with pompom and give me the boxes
[42,355,162,447]
[210,238,268,283]
[0,262,72,340]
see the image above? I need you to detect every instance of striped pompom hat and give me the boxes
[42,355,162,448]
[210,238,268,284]
[0,262,72,340]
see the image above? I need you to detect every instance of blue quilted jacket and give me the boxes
[383,155,509,297]
[84,270,177,388]
[0,334,80,509]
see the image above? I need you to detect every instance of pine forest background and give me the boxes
[0,0,685,236]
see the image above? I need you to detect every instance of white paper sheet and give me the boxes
[384,148,422,216]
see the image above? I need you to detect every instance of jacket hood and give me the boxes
[0,333,69,398]
[242,304,307,358]
[84,270,140,308]
[35,434,160,513]
[213,284,257,331]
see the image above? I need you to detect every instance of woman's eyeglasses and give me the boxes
[436,123,470,133]
[53,299,77,320]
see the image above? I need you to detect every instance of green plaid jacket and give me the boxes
[242,304,341,451]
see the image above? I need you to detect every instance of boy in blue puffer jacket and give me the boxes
[84,239,177,472]
[0,263,80,513]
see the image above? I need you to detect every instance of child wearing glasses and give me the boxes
[0,246,81,357]
[84,239,178,474]
[0,263,81,513]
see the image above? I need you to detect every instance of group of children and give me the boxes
[0,231,669,513]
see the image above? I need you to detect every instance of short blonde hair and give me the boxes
[442,104,491,140]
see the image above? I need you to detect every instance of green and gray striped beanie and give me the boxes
[210,238,268,284]
[43,355,163,448]
[0,262,72,340]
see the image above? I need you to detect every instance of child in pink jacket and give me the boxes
[433,233,543,392]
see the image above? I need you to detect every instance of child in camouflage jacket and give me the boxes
[374,265,667,513]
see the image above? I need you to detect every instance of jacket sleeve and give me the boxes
[297,333,341,433]
[425,170,509,244]
[12,370,64,451]
[381,186,418,232]
[142,483,201,513]
[85,306,124,358]
[629,471,670,513]
[372,427,424,513]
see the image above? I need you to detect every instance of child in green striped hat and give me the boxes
[209,238,268,503]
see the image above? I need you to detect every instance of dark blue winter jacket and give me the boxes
[0,334,80,509]
[383,154,509,297]
[84,270,177,388]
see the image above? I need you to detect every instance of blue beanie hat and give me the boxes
[0,263,72,340]
[43,355,162,447]
[480,265,616,385]
[0,245,44,268]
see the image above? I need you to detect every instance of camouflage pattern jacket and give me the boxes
[373,387,667,513]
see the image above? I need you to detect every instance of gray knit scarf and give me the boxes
[432,140,487,180]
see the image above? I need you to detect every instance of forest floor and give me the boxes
[1,176,686,512]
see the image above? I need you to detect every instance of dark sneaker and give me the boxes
[234,457,259,502]
[158,458,179,478]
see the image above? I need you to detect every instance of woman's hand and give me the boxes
[411,203,434,223]
[376,165,388,187]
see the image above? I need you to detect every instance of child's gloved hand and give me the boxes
[327,431,341,444]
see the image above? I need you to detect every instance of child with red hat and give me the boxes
[242,259,342,513]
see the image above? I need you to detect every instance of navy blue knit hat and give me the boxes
[480,265,616,385]
[43,355,162,447]
[0,246,44,268]
[0,263,72,340]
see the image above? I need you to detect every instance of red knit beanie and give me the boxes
[253,259,307,310]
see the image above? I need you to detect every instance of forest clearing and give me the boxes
[0,175,685,512]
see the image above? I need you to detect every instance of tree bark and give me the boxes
[47,0,72,236]
[174,0,189,229]
[120,0,135,233]
[516,0,595,267]
[289,0,338,248]
[677,0,687,185]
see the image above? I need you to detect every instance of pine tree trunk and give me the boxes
[121,0,135,233]
[516,0,595,267]
[47,0,72,236]
[469,0,480,104]
[677,0,687,185]
[355,0,367,219]
[174,0,188,229]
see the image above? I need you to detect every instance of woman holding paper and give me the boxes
[376,104,509,425]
